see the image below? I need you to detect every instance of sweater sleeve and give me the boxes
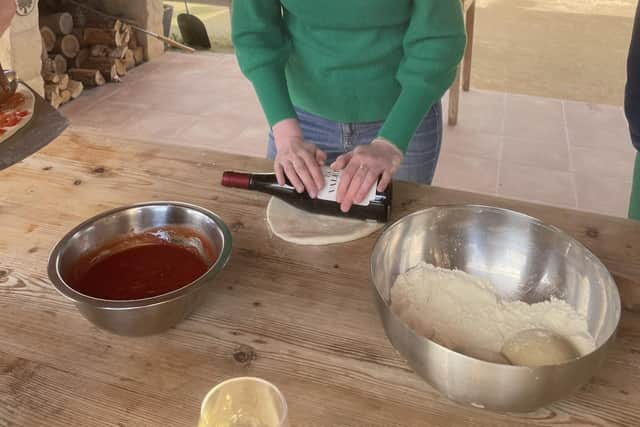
[378,1,467,152]
[231,1,296,127]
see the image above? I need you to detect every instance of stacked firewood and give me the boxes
[39,6,145,108]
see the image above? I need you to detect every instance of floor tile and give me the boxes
[575,173,631,217]
[564,100,634,154]
[442,127,502,161]
[502,135,569,171]
[119,110,199,143]
[498,163,577,208]
[175,112,253,149]
[433,153,499,195]
[444,89,505,135]
[504,94,566,142]
[570,146,635,182]
[65,102,146,131]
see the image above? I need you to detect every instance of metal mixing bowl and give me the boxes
[48,202,232,336]
[370,205,621,412]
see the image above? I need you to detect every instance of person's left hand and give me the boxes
[330,138,403,212]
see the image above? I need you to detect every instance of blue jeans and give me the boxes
[626,0,640,150]
[267,102,443,184]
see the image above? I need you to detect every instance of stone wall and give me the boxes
[0,8,44,96]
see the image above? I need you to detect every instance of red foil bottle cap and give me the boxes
[221,171,251,189]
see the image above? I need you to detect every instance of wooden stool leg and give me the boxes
[448,64,462,126]
[462,1,475,91]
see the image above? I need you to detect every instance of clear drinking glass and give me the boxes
[198,377,289,427]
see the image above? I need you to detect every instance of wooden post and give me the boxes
[462,1,476,92]
[448,65,461,126]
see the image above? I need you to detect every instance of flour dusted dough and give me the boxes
[390,262,596,365]
[501,328,580,366]
[266,197,382,245]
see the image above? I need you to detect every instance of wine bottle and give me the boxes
[221,166,392,222]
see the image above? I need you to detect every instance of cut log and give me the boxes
[67,80,84,99]
[53,34,80,59]
[73,48,90,68]
[49,54,67,74]
[42,55,53,76]
[40,13,74,36]
[123,49,135,71]
[116,59,126,76]
[58,73,70,91]
[128,32,138,49]
[60,90,72,104]
[40,26,56,52]
[83,28,124,47]
[79,58,119,82]
[82,57,126,77]
[108,46,128,60]
[90,44,110,57]
[44,83,59,102]
[42,71,61,84]
[41,45,51,73]
[71,29,88,48]
[50,92,63,109]
[84,15,122,32]
[133,46,144,65]
[121,25,131,45]
[67,6,86,28]
[68,68,105,87]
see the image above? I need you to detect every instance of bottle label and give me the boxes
[316,167,377,206]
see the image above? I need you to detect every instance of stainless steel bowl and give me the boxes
[48,202,232,336]
[370,205,621,412]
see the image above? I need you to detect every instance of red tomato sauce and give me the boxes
[0,93,25,112]
[69,242,210,300]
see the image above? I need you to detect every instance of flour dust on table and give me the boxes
[390,262,596,366]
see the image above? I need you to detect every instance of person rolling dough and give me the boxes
[231,1,466,213]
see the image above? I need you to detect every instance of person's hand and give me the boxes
[272,118,326,198]
[331,138,403,212]
[0,0,16,36]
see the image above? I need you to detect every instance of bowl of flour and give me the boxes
[370,205,621,412]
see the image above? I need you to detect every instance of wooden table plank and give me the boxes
[1,131,640,426]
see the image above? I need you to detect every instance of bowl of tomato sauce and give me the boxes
[47,202,232,336]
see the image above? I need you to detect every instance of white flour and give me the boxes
[390,262,596,361]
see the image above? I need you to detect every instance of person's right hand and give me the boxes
[272,118,326,198]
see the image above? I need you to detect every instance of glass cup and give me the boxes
[198,377,289,427]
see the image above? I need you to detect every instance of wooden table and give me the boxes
[2,131,640,426]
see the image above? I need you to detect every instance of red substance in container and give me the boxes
[68,229,216,300]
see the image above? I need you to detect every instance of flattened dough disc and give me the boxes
[266,197,383,246]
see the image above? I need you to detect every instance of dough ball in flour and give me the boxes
[456,345,511,365]
[265,197,383,245]
[501,329,580,366]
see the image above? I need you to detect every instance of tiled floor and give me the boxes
[61,52,635,218]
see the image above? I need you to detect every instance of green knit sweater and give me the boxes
[231,0,466,152]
